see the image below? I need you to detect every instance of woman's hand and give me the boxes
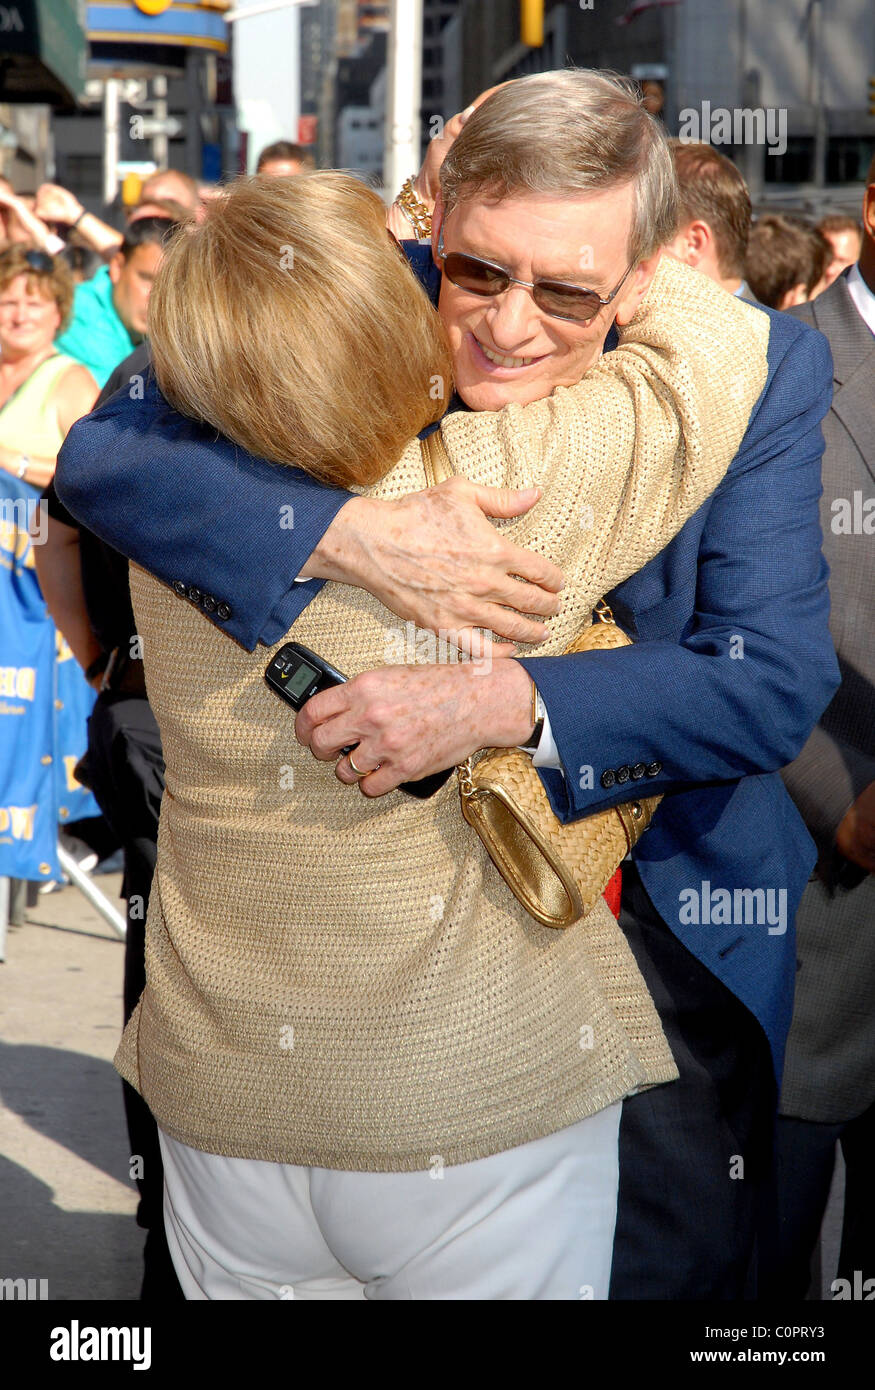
[414,86,503,208]
[386,84,504,238]
[295,657,535,797]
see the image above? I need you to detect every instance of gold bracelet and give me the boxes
[394,176,432,239]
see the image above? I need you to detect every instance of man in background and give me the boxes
[817,212,863,289]
[665,142,756,301]
[54,217,177,388]
[746,213,830,309]
[767,157,875,1300]
[34,170,198,260]
[255,140,315,177]
[137,168,200,214]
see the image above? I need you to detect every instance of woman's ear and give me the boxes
[613,249,664,327]
[431,194,445,270]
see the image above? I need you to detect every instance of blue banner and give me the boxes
[0,479,100,882]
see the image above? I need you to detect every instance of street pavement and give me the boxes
[0,872,844,1303]
[0,874,142,1301]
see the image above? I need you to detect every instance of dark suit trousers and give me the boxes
[761,1104,875,1299]
[86,694,184,1303]
[609,862,777,1300]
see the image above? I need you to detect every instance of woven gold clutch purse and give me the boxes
[421,429,660,930]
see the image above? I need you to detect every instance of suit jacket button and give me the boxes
[646,761,663,777]
[616,765,631,783]
[631,763,646,779]
[202,594,216,613]
[172,580,187,597]
[216,602,232,621]
[187,586,201,603]
[600,769,616,790]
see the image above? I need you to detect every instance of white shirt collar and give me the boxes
[845,263,875,337]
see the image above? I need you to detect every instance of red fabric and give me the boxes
[603,867,622,919]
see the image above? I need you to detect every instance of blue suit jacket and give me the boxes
[55,248,839,1079]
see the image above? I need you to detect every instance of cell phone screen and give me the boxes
[286,660,319,699]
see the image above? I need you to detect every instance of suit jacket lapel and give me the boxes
[812,275,875,486]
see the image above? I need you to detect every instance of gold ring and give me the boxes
[347,752,368,778]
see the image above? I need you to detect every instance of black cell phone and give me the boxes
[265,642,451,800]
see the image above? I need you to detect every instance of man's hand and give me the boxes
[295,657,535,797]
[836,780,875,874]
[34,182,84,226]
[299,480,564,655]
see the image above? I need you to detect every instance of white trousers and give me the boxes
[158,1103,622,1301]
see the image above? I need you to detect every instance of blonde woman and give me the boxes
[111,168,769,1300]
[0,247,97,489]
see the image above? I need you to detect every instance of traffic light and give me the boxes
[869,77,875,116]
[521,0,544,48]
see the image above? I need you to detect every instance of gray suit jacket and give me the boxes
[779,270,875,1122]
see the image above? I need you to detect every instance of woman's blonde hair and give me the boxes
[0,244,75,330]
[148,172,452,487]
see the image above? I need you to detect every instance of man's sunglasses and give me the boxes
[437,223,633,325]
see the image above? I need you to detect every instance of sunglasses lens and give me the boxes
[534,282,601,323]
[443,252,509,297]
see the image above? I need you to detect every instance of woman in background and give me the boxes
[0,246,97,488]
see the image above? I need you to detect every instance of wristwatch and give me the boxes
[518,685,546,755]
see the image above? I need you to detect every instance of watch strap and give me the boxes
[518,687,546,754]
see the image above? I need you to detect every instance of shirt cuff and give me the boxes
[532,709,563,772]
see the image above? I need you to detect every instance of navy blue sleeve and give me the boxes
[519,324,841,822]
[55,375,352,652]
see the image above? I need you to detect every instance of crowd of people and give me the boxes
[0,75,871,1303]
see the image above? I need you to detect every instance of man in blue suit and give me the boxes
[53,73,838,1298]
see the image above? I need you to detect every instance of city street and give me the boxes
[0,874,142,1301]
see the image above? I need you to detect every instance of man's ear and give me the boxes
[862,182,875,240]
[613,248,664,327]
[664,219,710,268]
[682,220,711,267]
[431,193,445,271]
[107,250,124,286]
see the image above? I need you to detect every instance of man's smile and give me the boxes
[469,332,547,372]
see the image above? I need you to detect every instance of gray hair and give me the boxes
[439,69,679,266]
